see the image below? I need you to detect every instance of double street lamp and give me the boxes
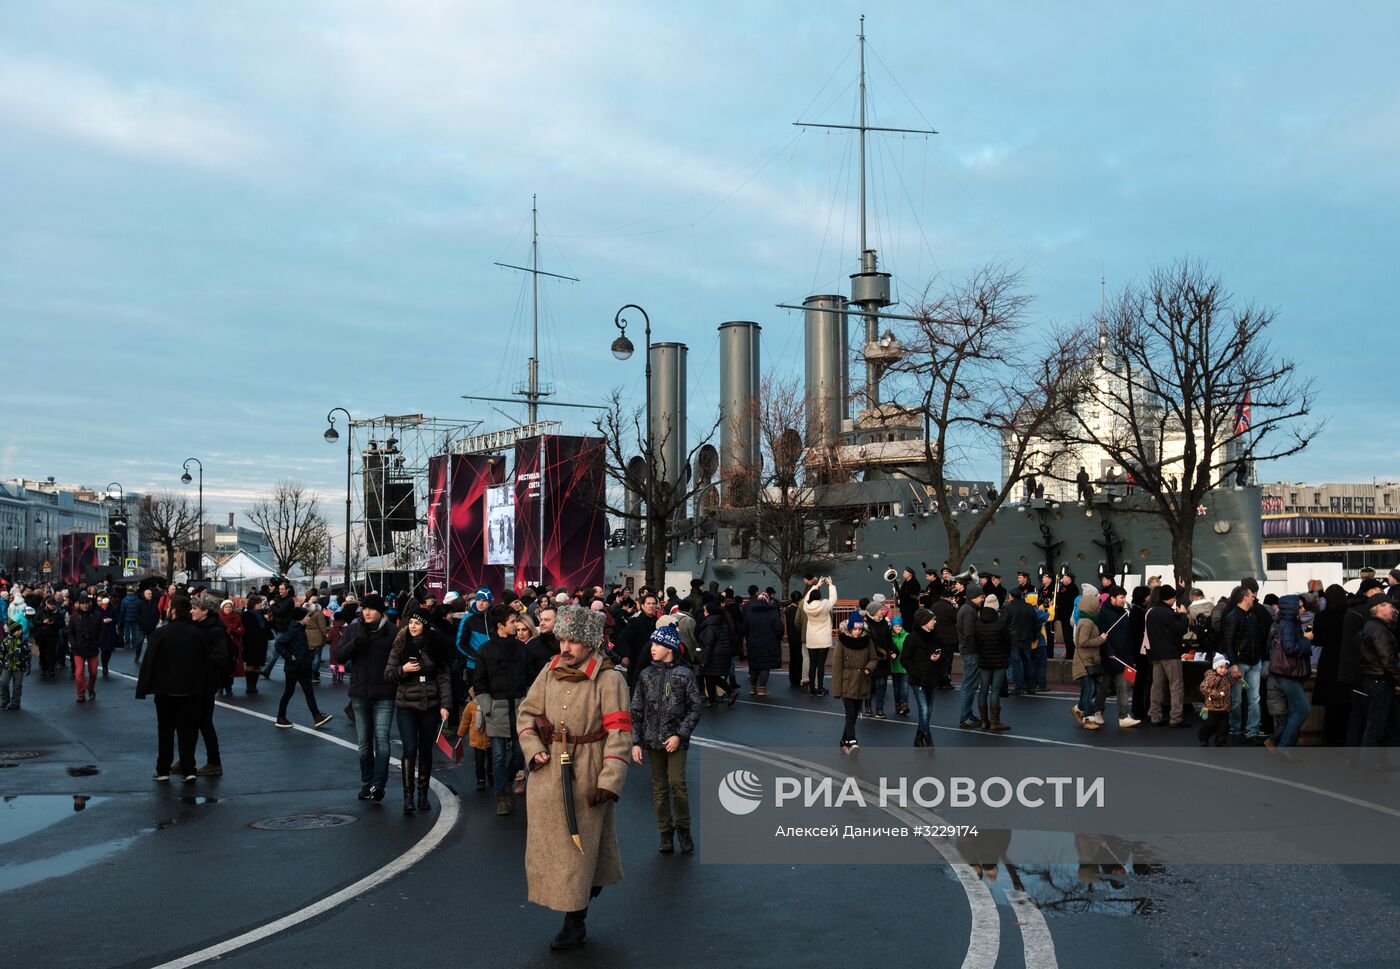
[611,304,655,586]
[181,458,203,580]
[324,407,354,596]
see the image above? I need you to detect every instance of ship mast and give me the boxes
[473,196,595,426]
[794,17,937,413]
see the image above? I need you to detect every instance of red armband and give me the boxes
[601,711,632,732]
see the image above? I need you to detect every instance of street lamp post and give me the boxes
[611,304,654,586]
[106,482,125,574]
[181,458,203,581]
[324,408,354,596]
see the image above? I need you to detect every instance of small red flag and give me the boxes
[1112,656,1137,685]
[435,722,463,762]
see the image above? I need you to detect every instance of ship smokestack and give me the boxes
[803,294,848,448]
[718,321,761,504]
[648,341,689,501]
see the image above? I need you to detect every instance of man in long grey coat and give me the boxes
[517,605,632,951]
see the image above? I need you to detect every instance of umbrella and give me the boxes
[557,725,584,853]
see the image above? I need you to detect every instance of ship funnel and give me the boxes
[648,341,689,495]
[718,321,761,504]
[803,294,848,448]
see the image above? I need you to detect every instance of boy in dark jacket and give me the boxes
[630,625,703,854]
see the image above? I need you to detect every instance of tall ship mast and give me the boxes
[603,20,1263,591]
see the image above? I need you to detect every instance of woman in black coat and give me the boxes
[902,609,943,747]
[240,595,271,695]
[696,602,734,707]
[1128,586,1152,721]
[743,595,785,697]
[1312,583,1350,745]
[897,569,922,626]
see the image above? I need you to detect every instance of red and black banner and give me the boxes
[424,453,506,598]
[514,434,606,593]
[60,533,98,586]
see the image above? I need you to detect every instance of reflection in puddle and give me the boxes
[948,829,1163,918]
[66,765,100,777]
[180,796,218,805]
[0,835,140,892]
[0,796,108,847]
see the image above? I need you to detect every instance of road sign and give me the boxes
[123,557,138,577]
[94,534,109,549]
[42,560,52,574]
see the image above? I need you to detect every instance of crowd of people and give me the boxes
[3,560,1399,950]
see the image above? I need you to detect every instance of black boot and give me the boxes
[416,759,431,812]
[402,760,416,814]
[677,828,695,854]
[549,909,588,950]
[659,830,674,853]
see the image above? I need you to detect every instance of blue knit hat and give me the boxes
[472,587,494,604]
[845,612,866,632]
[650,624,682,652]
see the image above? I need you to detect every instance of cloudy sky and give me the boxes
[2,1,1396,535]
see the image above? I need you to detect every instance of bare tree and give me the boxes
[880,264,1093,570]
[1057,259,1319,588]
[295,514,332,588]
[722,376,843,594]
[246,480,322,576]
[594,388,719,587]
[138,492,200,582]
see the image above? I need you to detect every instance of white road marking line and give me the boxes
[732,695,1400,819]
[691,737,1055,969]
[1004,889,1058,967]
[111,672,459,968]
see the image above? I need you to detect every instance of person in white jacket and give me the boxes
[802,578,837,696]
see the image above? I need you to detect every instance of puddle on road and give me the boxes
[0,835,140,892]
[66,765,101,777]
[0,795,109,847]
[180,796,218,805]
[944,829,1163,918]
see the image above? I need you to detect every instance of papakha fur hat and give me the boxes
[554,604,604,650]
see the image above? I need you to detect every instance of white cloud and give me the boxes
[0,52,270,172]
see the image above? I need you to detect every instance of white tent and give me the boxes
[177,550,305,596]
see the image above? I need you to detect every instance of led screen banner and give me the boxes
[513,434,606,593]
[423,455,450,597]
[60,533,98,586]
[486,484,515,566]
[424,453,506,598]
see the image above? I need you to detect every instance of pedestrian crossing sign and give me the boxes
[95,534,109,549]
[124,557,138,576]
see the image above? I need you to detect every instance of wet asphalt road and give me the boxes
[3,653,1399,969]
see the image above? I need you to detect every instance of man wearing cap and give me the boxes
[1338,578,1392,745]
[956,582,987,728]
[983,572,1007,607]
[452,588,494,717]
[67,596,102,702]
[1145,584,1191,727]
[517,605,632,951]
[334,594,399,800]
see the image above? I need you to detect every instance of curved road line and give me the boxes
[734,696,1400,819]
[111,673,459,969]
[691,736,1059,969]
